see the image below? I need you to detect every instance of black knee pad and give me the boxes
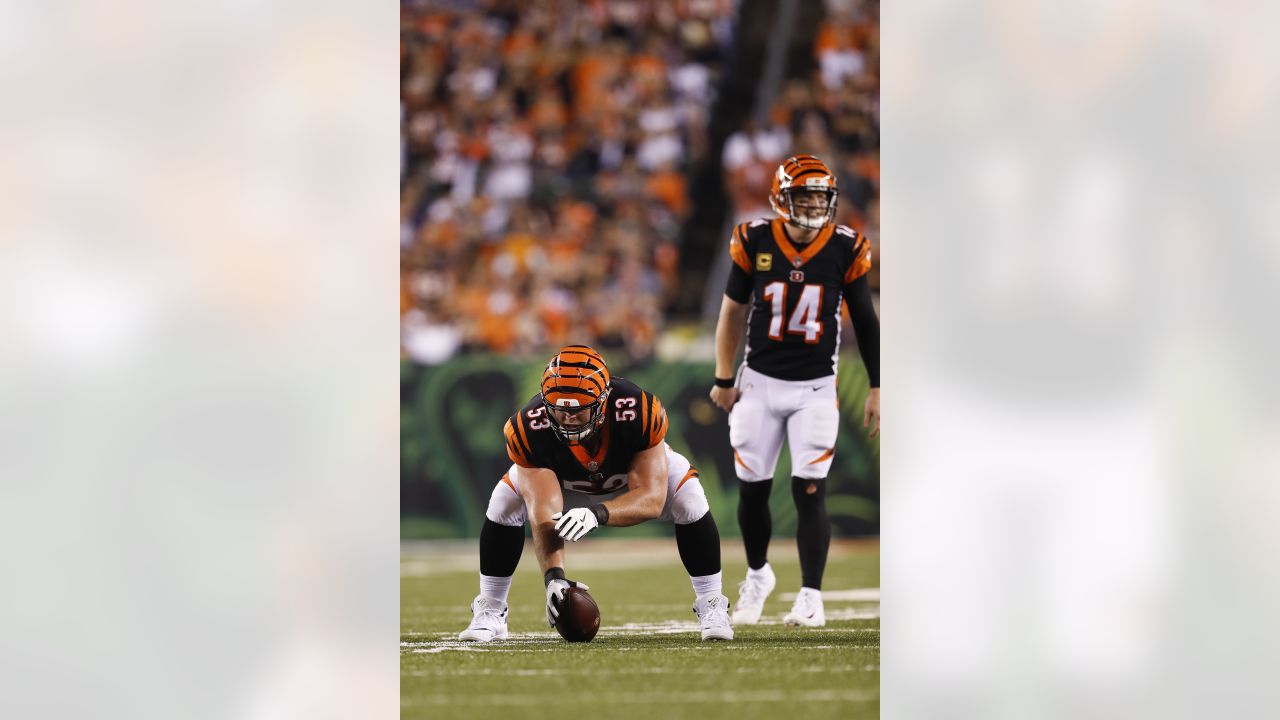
[675,510,722,577]
[791,476,830,590]
[739,479,773,508]
[479,519,525,577]
[738,479,774,570]
[791,476,827,509]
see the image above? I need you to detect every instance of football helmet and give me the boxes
[769,154,839,230]
[540,345,612,444]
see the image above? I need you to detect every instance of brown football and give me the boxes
[554,586,601,642]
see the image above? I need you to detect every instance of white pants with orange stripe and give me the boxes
[728,364,840,482]
[485,443,711,527]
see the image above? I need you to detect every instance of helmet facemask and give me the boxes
[779,187,838,231]
[542,387,610,444]
[770,155,840,230]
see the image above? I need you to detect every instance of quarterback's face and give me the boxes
[791,190,830,225]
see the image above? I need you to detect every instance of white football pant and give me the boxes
[728,364,840,482]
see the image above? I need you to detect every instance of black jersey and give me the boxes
[502,377,669,495]
[725,218,873,381]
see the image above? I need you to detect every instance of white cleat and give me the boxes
[693,594,734,641]
[783,587,826,627]
[731,565,776,625]
[458,595,509,642]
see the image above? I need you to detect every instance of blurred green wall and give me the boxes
[402,356,879,539]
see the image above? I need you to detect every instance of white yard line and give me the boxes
[402,605,878,640]
[407,664,876,677]
[778,588,880,602]
[404,689,878,706]
[402,623,879,653]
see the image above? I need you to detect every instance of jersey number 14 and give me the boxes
[763,282,823,344]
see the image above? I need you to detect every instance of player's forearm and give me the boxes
[600,488,665,527]
[530,520,566,573]
[521,470,567,572]
[714,302,747,378]
[844,276,881,387]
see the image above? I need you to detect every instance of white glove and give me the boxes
[545,578,589,627]
[552,508,601,542]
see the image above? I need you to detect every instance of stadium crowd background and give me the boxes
[401,0,879,365]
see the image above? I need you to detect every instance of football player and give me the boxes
[459,345,734,642]
[709,154,880,627]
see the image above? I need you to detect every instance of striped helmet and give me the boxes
[540,345,612,444]
[770,154,839,230]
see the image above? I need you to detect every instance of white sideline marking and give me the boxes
[402,643,873,655]
[778,588,880,602]
[404,689,878,707]
[402,622,878,654]
[408,663,875,677]
[402,609,880,653]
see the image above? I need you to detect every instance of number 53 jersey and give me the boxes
[726,217,873,381]
[503,377,670,495]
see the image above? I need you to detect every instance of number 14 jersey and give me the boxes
[725,217,873,381]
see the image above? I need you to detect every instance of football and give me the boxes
[554,585,601,642]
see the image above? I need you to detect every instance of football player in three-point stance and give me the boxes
[710,154,881,627]
[459,345,734,642]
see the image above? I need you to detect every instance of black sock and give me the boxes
[675,510,722,577]
[478,518,524,577]
[738,479,773,570]
[792,476,830,590]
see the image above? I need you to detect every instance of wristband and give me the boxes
[591,504,610,526]
[544,567,566,587]
[714,377,734,388]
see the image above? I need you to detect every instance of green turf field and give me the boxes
[402,538,880,719]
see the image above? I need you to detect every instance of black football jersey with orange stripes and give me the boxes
[725,218,873,381]
[503,377,669,495]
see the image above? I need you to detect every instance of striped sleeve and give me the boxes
[729,223,752,273]
[504,417,536,468]
[643,393,668,448]
[843,233,873,284]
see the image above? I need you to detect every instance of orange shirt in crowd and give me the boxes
[645,170,689,217]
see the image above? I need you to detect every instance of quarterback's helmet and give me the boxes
[540,345,612,444]
[769,154,839,230]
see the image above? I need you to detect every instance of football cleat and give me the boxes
[458,595,509,642]
[783,587,826,628]
[731,565,776,625]
[693,593,734,641]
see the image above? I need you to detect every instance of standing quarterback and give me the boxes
[709,154,881,627]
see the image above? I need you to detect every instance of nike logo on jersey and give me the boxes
[811,386,822,391]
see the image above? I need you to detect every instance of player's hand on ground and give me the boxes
[552,508,598,542]
[709,385,740,412]
[545,578,589,626]
[863,388,880,438]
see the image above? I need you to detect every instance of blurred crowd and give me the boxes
[401,0,879,365]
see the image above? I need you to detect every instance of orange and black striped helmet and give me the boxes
[540,345,612,444]
[769,154,839,230]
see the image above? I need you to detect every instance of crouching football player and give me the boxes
[458,345,733,642]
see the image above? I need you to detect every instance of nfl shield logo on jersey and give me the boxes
[790,270,805,282]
